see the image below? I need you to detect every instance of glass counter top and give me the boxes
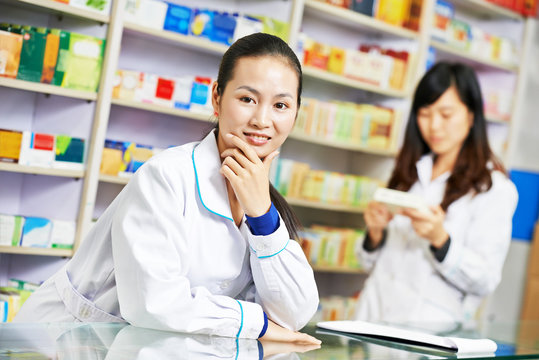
[1,321,538,359]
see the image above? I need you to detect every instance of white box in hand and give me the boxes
[373,188,430,214]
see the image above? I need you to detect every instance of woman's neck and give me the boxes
[432,150,459,180]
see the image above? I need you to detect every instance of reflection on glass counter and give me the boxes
[1,321,538,359]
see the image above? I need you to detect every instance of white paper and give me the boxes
[317,320,497,354]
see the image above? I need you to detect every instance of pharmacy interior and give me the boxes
[0,0,539,353]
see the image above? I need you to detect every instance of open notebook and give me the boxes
[317,321,497,354]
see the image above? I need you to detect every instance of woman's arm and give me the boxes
[428,175,518,296]
[220,134,319,331]
[111,155,265,339]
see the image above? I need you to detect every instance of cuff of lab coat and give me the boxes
[236,300,266,339]
[242,215,290,258]
[430,231,462,276]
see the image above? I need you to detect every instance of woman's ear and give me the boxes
[211,81,220,114]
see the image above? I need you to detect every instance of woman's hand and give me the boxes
[401,205,449,248]
[260,320,321,345]
[220,134,279,217]
[260,340,321,358]
[364,201,393,247]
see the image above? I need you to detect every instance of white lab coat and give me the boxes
[15,131,319,339]
[356,155,518,324]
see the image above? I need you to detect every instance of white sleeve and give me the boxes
[240,218,319,331]
[355,231,386,272]
[111,160,264,339]
[430,176,518,296]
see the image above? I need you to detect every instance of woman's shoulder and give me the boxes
[477,170,518,206]
[135,141,200,179]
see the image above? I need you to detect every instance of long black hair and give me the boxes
[209,32,303,239]
[388,62,504,211]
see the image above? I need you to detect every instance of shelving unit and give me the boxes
[0,163,84,178]
[429,39,518,72]
[450,0,523,19]
[289,130,397,156]
[0,246,73,257]
[3,0,110,23]
[302,66,408,98]
[0,77,97,101]
[111,99,212,122]
[0,0,533,318]
[123,22,228,55]
[303,0,420,39]
[310,264,365,274]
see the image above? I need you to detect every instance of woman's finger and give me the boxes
[222,156,248,177]
[226,134,260,163]
[221,148,251,169]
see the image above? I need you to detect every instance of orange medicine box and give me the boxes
[0,129,23,163]
[0,30,23,78]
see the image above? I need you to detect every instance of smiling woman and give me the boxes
[13,33,320,346]
[355,62,518,325]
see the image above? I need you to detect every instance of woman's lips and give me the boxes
[244,132,271,146]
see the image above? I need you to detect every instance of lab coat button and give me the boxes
[220,281,230,289]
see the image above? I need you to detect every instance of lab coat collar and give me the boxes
[416,153,451,186]
[192,130,234,222]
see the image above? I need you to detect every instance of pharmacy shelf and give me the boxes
[123,22,228,55]
[99,174,130,185]
[486,115,510,124]
[0,246,73,257]
[430,40,518,73]
[311,264,366,274]
[9,0,110,23]
[450,0,523,20]
[302,66,408,98]
[304,0,420,40]
[0,162,85,178]
[289,130,397,157]
[99,175,366,213]
[0,77,98,101]
[111,98,213,123]
[286,197,365,214]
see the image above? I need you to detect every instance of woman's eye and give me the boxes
[240,96,254,103]
[275,102,288,110]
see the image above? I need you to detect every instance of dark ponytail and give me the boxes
[209,32,303,239]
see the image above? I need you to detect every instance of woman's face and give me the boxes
[212,55,298,158]
[417,86,473,159]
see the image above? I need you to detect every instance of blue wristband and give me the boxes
[246,203,280,236]
[258,311,268,338]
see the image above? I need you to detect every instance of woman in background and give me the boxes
[15,33,320,344]
[356,62,518,324]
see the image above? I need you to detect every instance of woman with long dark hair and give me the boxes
[356,62,518,324]
[15,33,320,344]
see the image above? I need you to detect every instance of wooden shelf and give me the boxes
[0,77,97,101]
[123,22,228,55]
[289,130,397,156]
[302,66,408,98]
[0,246,73,257]
[286,197,365,213]
[311,264,366,274]
[450,0,523,20]
[486,115,510,124]
[99,174,130,185]
[0,162,84,178]
[430,40,518,73]
[111,98,213,122]
[304,0,420,39]
[10,0,110,23]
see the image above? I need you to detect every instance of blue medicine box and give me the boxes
[164,3,192,35]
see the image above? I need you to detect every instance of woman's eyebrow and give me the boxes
[235,85,293,100]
